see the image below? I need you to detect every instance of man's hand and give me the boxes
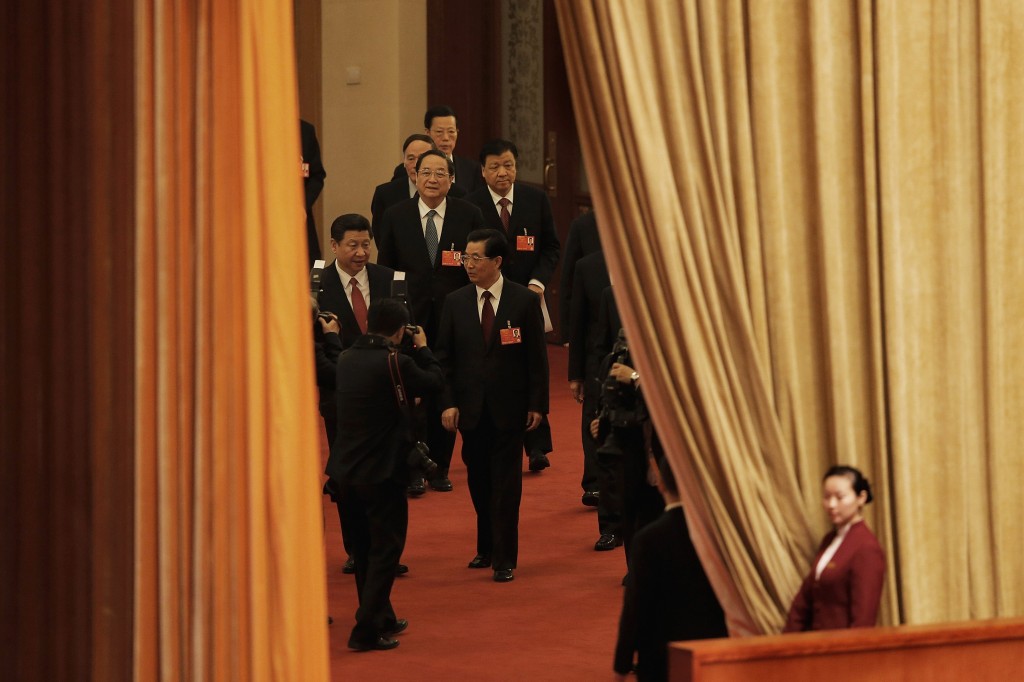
[609,362,636,385]
[409,325,428,347]
[525,411,543,431]
[441,407,459,432]
[569,380,584,403]
[589,418,601,440]
[318,314,340,335]
[528,284,544,296]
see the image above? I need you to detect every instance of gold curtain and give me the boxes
[134,0,330,678]
[555,0,1024,634]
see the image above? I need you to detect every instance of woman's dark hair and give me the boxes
[823,465,873,504]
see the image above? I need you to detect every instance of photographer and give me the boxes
[324,297,444,651]
[591,293,664,564]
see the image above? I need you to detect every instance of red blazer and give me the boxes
[784,520,885,632]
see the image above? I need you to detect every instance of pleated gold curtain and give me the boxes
[555,0,1024,635]
[134,0,329,678]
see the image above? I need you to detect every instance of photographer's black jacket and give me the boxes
[325,335,444,486]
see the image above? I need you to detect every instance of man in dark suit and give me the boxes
[377,149,485,492]
[466,139,560,473]
[390,106,483,194]
[317,214,396,356]
[371,134,434,240]
[614,454,728,680]
[568,250,615,532]
[326,298,445,651]
[300,119,326,266]
[436,229,549,583]
[559,210,602,341]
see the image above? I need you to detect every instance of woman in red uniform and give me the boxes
[784,465,885,632]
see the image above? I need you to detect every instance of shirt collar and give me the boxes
[487,184,514,207]
[419,197,447,220]
[475,274,504,301]
[335,261,368,288]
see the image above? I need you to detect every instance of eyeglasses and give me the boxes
[417,169,450,179]
[461,254,493,267]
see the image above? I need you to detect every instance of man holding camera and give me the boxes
[436,229,549,583]
[325,298,445,651]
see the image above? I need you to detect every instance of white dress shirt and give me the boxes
[336,263,370,310]
[418,197,447,245]
[475,275,505,321]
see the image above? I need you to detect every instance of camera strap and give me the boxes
[386,349,417,429]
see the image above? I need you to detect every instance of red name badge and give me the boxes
[499,326,522,345]
[516,235,535,251]
[301,158,310,178]
[441,250,462,267]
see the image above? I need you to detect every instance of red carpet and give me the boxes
[324,345,627,680]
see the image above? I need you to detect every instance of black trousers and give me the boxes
[424,394,456,477]
[523,416,553,456]
[337,479,408,645]
[460,408,524,571]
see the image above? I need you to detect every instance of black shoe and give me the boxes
[594,533,622,551]
[396,563,409,576]
[429,476,453,492]
[328,616,333,625]
[528,452,550,472]
[384,619,408,637]
[348,636,400,652]
[342,556,355,574]
[407,477,426,497]
[468,554,492,569]
[581,491,599,507]
[493,568,515,582]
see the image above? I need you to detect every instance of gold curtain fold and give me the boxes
[134,0,330,678]
[555,0,1024,634]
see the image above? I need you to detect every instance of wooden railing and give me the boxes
[669,618,1024,682]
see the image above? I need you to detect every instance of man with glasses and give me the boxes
[436,229,549,583]
[389,106,483,194]
[378,149,485,493]
[467,139,560,473]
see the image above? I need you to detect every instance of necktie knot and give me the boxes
[427,209,437,218]
[498,198,509,208]
[482,290,492,301]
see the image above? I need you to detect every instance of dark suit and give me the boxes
[568,252,611,521]
[326,335,444,647]
[300,120,326,266]
[466,183,561,288]
[467,183,560,459]
[377,197,484,476]
[370,177,415,240]
[371,176,468,243]
[436,278,549,570]
[377,197,483,340]
[317,262,396,349]
[783,520,886,632]
[614,506,728,681]
[559,210,602,341]
[315,328,343,448]
[392,153,482,194]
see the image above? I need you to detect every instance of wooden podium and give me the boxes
[669,618,1024,682]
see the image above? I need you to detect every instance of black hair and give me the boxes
[414,149,455,175]
[330,213,372,242]
[366,297,410,336]
[402,133,434,153]
[479,138,519,166]
[823,465,874,504]
[424,105,458,130]
[466,228,508,262]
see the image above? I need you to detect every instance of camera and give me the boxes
[599,329,647,427]
[407,441,438,478]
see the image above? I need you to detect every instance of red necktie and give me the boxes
[498,197,511,233]
[350,277,368,333]
[481,290,495,343]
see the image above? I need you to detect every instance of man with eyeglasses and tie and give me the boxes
[389,106,483,194]
[435,229,549,583]
[467,138,560,474]
[378,149,485,493]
